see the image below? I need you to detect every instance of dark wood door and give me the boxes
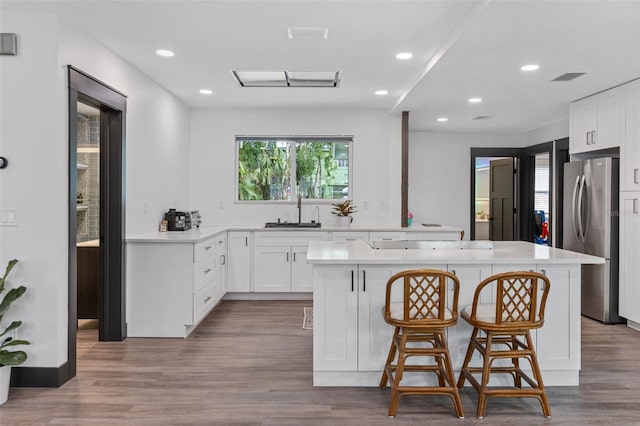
[490,158,515,240]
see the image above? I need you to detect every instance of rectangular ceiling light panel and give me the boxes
[287,71,340,87]
[233,71,340,88]
[232,71,287,87]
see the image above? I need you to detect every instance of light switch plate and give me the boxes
[0,208,18,227]
[0,33,17,56]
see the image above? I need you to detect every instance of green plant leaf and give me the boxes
[0,320,21,338]
[0,350,27,366]
[0,286,26,317]
[0,259,18,293]
[0,339,29,349]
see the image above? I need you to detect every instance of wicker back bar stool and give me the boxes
[378,269,464,419]
[457,270,551,419]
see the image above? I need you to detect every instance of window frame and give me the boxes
[235,135,353,203]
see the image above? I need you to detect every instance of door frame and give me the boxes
[470,148,523,240]
[68,67,127,379]
[470,139,570,244]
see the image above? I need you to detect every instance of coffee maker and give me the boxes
[164,209,191,231]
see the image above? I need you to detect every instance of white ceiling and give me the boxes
[4,0,640,132]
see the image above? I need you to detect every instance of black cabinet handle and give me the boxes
[363,270,366,292]
[351,270,354,292]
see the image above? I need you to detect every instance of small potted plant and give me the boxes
[331,200,357,226]
[0,259,29,405]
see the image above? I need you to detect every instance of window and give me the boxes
[236,136,352,201]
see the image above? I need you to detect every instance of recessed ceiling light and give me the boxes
[395,52,413,60]
[521,64,540,71]
[437,117,448,122]
[375,90,388,95]
[199,89,213,95]
[468,97,482,103]
[156,49,175,57]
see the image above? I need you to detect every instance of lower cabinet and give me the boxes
[619,192,640,323]
[227,232,252,292]
[253,231,328,292]
[313,262,580,386]
[126,233,227,338]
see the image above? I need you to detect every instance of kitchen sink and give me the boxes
[264,221,322,228]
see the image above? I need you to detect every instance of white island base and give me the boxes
[307,241,604,387]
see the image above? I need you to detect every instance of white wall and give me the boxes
[0,11,190,368]
[408,131,526,238]
[190,109,401,227]
[525,118,569,146]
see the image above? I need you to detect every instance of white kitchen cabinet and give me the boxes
[253,231,328,292]
[619,192,640,324]
[253,246,291,292]
[570,87,622,154]
[126,232,226,338]
[621,80,640,191]
[227,231,252,292]
[313,260,581,386]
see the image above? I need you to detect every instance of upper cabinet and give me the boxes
[570,87,623,154]
[621,80,640,192]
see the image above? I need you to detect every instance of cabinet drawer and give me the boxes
[194,238,216,262]
[193,283,215,324]
[193,256,216,292]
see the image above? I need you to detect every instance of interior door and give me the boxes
[489,158,515,240]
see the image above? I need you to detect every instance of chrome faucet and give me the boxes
[297,193,302,224]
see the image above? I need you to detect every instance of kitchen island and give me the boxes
[306,240,604,387]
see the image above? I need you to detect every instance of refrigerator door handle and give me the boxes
[571,175,581,241]
[578,175,589,243]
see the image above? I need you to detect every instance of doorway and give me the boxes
[75,102,101,334]
[67,66,127,383]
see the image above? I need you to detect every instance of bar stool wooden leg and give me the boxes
[525,332,551,418]
[440,331,465,418]
[457,327,478,388]
[379,327,400,389]
[512,335,522,388]
[477,332,494,419]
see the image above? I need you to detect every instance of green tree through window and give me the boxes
[237,137,351,201]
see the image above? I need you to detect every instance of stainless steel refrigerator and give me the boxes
[563,157,621,323]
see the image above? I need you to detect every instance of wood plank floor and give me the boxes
[1,300,640,425]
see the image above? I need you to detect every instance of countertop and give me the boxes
[305,240,605,265]
[126,224,463,243]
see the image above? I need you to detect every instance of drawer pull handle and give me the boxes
[633,199,639,214]
[204,268,212,274]
[220,255,225,265]
[204,296,212,303]
[451,269,456,276]
[634,168,639,184]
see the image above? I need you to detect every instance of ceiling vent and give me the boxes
[287,26,329,40]
[472,115,492,120]
[552,72,586,82]
[232,71,340,88]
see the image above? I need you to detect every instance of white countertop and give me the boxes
[306,240,605,265]
[126,224,462,243]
